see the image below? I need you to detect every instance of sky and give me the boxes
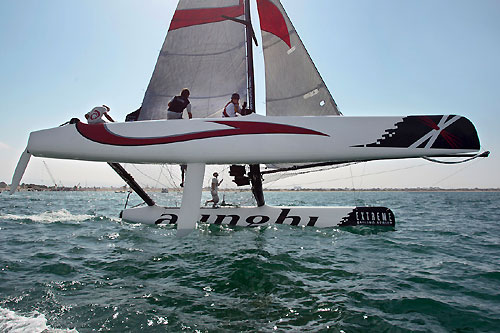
[0,0,499,189]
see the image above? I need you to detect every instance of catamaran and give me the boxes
[10,0,486,235]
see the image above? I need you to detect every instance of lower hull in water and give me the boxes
[120,205,395,228]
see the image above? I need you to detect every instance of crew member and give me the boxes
[167,88,192,120]
[166,88,192,186]
[85,105,115,124]
[223,93,242,117]
[205,172,223,208]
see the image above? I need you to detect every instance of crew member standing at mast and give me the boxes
[223,93,243,117]
[167,88,192,120]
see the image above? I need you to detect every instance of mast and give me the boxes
[245,0,256,114]
[245,0,265,207]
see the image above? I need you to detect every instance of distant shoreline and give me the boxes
[1,184,499,193]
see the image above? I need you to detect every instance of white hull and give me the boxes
[25,114,479,165]
[120,204,396,228]
[9,113,478,233]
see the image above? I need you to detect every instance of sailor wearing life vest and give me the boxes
[223,93,243,117]
[167,88,192,120]
[85,105,115,124]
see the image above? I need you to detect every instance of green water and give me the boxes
[0,191,499,332]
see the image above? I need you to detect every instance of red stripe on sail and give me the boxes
[257,0,291,48]
[76,120,328,147]
[169,0,244,31]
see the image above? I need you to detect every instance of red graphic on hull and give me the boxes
[169,0,244,31]
[419,116,462,149]
[76,120,329,146]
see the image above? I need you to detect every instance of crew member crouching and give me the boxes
[167,88,192,119]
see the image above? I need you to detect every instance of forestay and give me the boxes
[256,0,341,117]
[139,0,248,120]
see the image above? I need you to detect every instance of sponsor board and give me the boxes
[338,207,395,227]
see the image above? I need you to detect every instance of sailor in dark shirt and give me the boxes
[167,88,192,119]
[167,88,191,187]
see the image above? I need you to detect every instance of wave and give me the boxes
[0,306,78,333]
[0,209,93,224]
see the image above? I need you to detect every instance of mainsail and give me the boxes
[137,0,342,196]
[257,0,341,116]
[139,0,248,120]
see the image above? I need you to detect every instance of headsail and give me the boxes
[139,0,248,120]
[256,0,341,117]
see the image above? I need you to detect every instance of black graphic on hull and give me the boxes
[352,115,479,150]
[338,207,395,227]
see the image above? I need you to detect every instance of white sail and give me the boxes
[139,0,248,120]
[257,0,341,117]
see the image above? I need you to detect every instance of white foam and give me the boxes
[0,209,93,223]
[0,306,78,332]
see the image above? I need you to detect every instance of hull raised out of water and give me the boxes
[25,114,480,165]
[120,205,396,228]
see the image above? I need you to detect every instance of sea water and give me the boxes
[0,191,499,332]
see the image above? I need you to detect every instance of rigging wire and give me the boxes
[129,164,169,188]
[165,165,178,186]
[269,150,488,189]
[263,170,288,190]
[262,163,359,184]
[283,162,430,187]
[155,165,164,189]
[260,149,489,189]
[259,162,360,188]
[349,165,356,191]
[163,164,180,189]
[359,162,367,189]
[349,164,356,189]
[422,151,489,165]
[432,159,481,187]
[348,164,361,205]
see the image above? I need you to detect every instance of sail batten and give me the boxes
[257,0,341,117]
[161,42,246,57]
[266,84,328,102]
